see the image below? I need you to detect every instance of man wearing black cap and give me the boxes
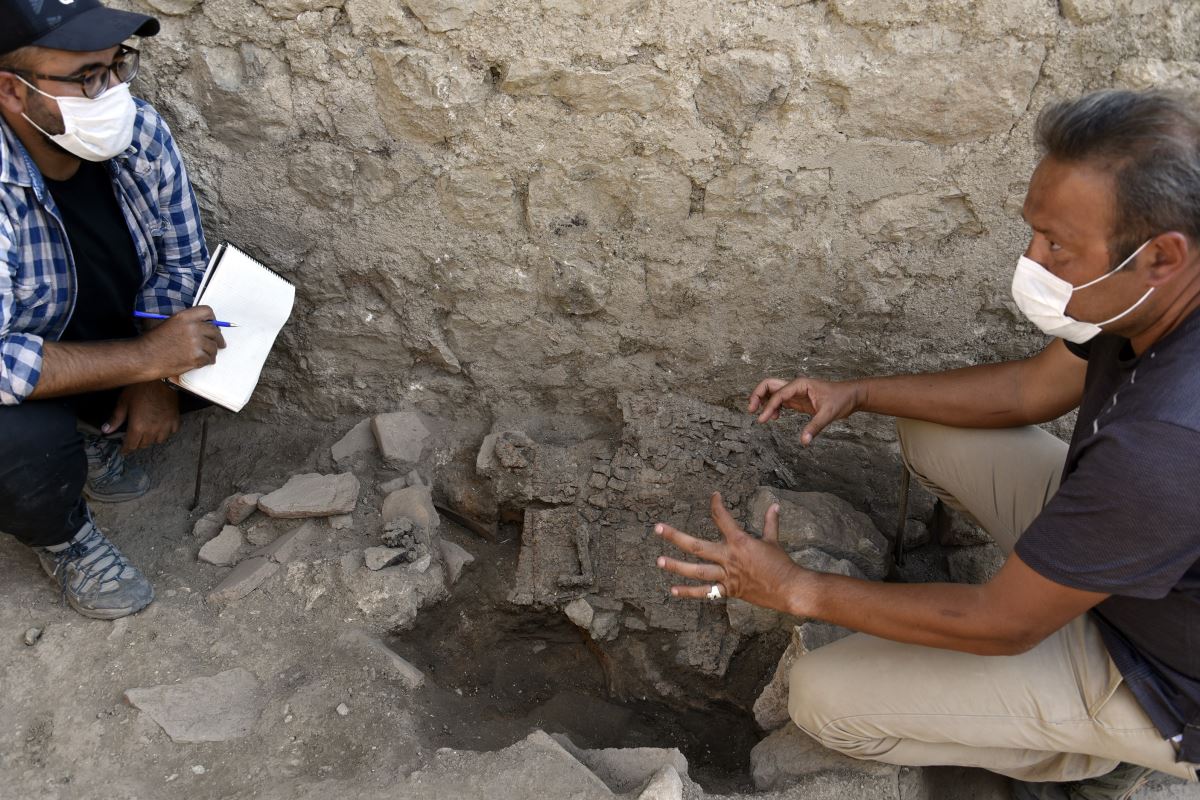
[0,0,225,619]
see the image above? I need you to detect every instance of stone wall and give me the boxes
[119,0,1199,425]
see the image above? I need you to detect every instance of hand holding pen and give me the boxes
[135,310,237,328]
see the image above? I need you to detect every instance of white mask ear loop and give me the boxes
[1075,239,1152,291]
[1098,287,1154,327]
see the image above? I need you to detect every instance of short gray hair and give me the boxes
[1035,89,1200,263]
[0,46,36,72]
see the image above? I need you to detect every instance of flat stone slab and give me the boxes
[207,557,279,604]
[124,668,267,742]
[258,473,359,518]
[338,629,426,690]
[252,521,317,564]
[372,411,431,467]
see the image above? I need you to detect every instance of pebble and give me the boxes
[191,765,206,775]
[336,703,350,716]
[23,626,43,646]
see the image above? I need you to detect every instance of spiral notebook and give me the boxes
[170,242,296,412]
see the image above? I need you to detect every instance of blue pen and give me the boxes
[133,310,237,328]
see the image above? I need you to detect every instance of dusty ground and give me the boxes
[0,410,1195,800]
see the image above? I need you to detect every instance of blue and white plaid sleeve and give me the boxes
[137,110,208,316]
[0,217,44,405]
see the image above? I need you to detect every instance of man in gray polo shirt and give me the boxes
[655,89,1200,799]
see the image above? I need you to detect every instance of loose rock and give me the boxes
[438,539,475,584]
[330,418,375,465]
[381,485,439,532]
[371,411,432,467]
[336,702,350,716]
[23,626,43,646]
[225,493,262,526]
[191,510,225,540]
[198,525,244,567]
[258,473,359,518]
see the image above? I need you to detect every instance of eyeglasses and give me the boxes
[3,46,140,100]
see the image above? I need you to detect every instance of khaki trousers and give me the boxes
[786,418,1197,783]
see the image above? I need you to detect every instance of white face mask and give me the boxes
[1011,239,1154,344]
[16,77,136,163]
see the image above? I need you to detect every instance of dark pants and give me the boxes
[0,388,207,548]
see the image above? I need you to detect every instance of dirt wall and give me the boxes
[118,0,1200,423]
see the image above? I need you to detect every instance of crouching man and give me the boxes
[0,0,223,619]
[656,90,1200,799]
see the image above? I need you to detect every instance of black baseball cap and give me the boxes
[0,0,159,57]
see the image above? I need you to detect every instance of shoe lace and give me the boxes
[84,435,125,488]
[50,521,132,598]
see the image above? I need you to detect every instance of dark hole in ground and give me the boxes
[391,526,764,794]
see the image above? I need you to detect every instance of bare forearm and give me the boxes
[29,339,159,399]
[853,361,1029,428]
[789,572,1030,656]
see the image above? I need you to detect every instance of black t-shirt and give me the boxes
[1016,313,1200,755]
[44,160,142,342]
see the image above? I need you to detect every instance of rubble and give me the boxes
[258,473,360,518]
[124,668,267,743]
[192,509,225,540]
[23,626,43,646]
[364,546,406,571]
[947,544,1006,585]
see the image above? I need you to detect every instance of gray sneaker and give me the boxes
[35,516,154,619]
[82,433,150,503]
[1012,763,1155,800]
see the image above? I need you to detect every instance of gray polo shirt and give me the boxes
[1016,310,1200,763]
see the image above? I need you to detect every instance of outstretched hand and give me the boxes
[655,492,812,616]
[747,376,863,446]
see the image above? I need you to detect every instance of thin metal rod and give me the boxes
[189,414,209,512]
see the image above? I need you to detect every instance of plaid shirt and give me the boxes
[0,98,208,405]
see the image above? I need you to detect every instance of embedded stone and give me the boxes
[859,193,982,244]
[258,473,359,518]
[252,521,317,564]
[695,49,791,136]
[747,487,889,579]
[406,0,481,33]
[206,557,280,604]
[124,669,267,743]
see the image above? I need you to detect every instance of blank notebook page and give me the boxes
[175,245,295,412]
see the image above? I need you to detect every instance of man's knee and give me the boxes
[786,638,897,759]
[0,401,88,543]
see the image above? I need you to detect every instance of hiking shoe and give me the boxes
[82,433,150,503]
[1012,763,1155,800]
[35,516,154,620]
